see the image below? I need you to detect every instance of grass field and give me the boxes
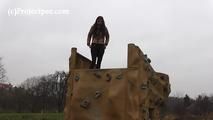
[0,113,63,120]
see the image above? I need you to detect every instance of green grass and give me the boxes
[0,113,64,120]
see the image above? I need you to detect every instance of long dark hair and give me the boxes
[91,16,108,37]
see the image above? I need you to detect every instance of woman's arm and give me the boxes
[105,27,110,46]
[87,26,94,47]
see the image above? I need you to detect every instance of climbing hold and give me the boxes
[80,98,90,109]
[116,73,123,80]
[144,54,151,63]
[93,73,101,79]
[106,73,112,82]
[140,83,148,90]
[147,58,151,63]
[75,75,80,82]
[160,76,165,80]
[95,91,102,99]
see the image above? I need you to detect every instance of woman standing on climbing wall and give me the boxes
[87,16,110,69]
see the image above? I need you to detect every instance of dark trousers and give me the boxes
[90,43,105,69]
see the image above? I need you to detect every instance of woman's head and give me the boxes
[91,16,108,37]
[95,16,104,25]
[94,16,105,27]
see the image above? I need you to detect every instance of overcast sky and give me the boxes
[0,0,213,97]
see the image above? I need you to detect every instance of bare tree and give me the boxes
[193,95,212,115]
[53,71,68,112]
[0,57,7,83]
[184,94,192,108]
[19,71,68,112]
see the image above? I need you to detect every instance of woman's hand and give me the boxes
[87,43,91,48]
[104,43,108,48]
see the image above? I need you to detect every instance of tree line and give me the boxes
[162,94,213,117]
[0,71,68,113]
[0,57,7,83]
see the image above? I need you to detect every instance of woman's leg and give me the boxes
[96,45,105,69]
[90,44,97,69]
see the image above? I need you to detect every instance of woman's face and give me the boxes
[97,18,103,25]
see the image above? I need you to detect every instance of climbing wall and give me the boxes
[64,44,170,120]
